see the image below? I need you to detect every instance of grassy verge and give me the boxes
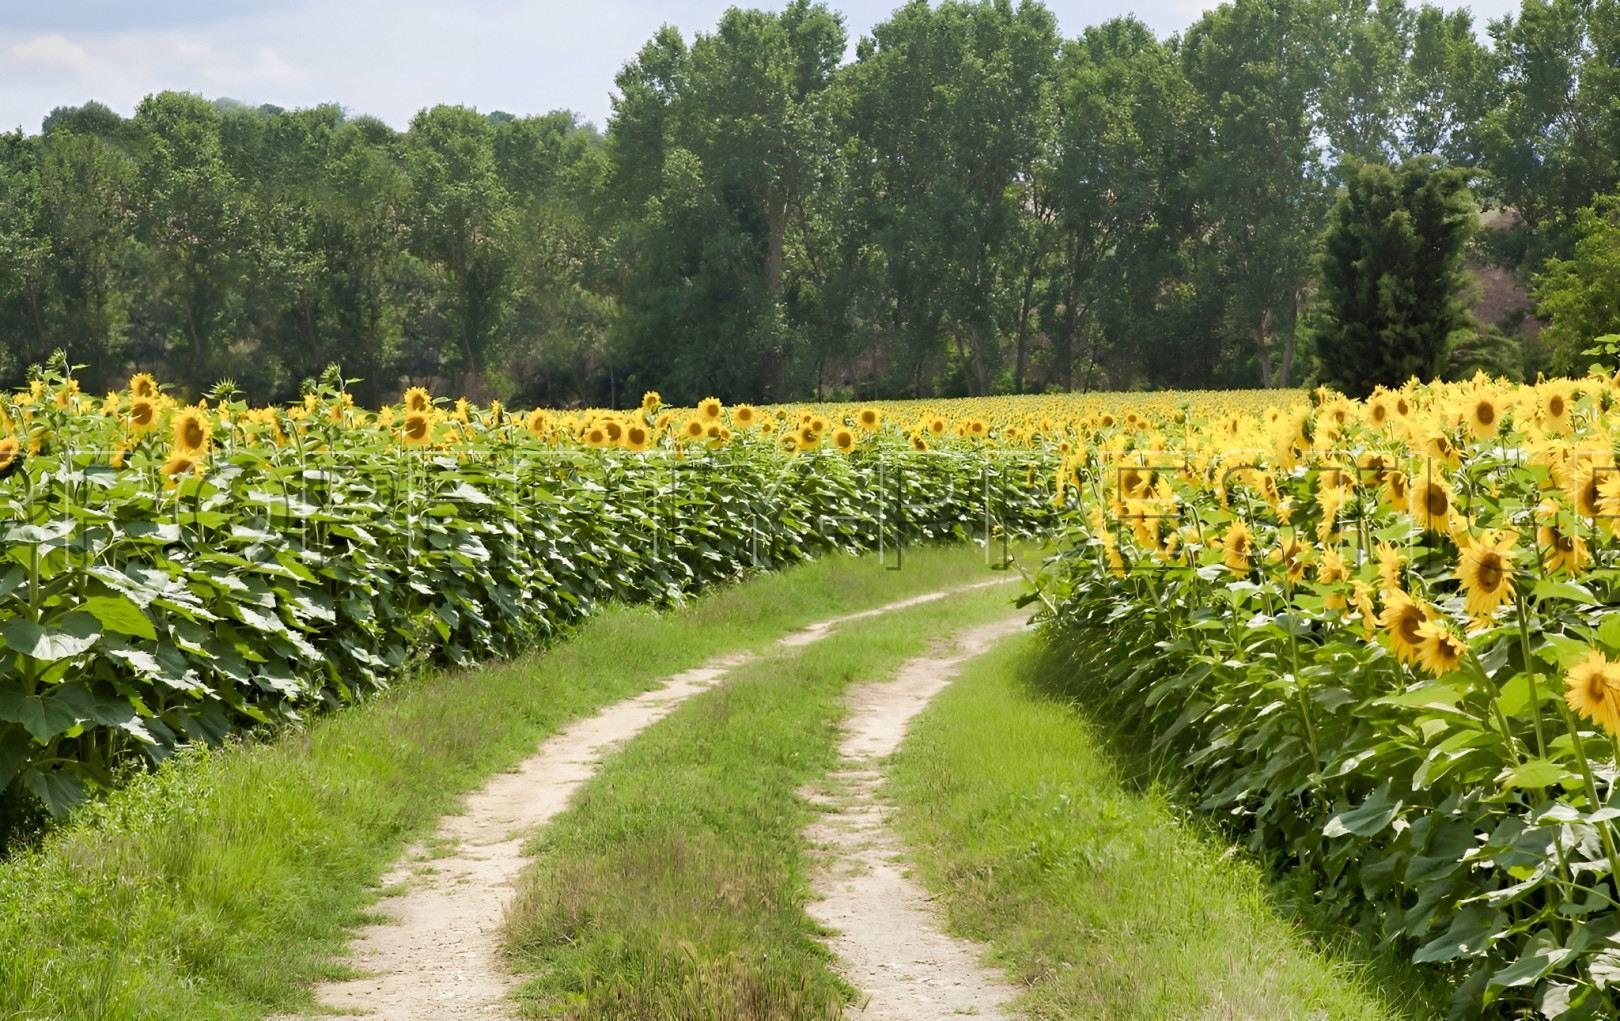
[0,546,1004,1021]
[501,582,1023,1019]
[886,630,1430,1021]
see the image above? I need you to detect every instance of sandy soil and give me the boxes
[805,614,1027,1021]
[286,579,1017,1020]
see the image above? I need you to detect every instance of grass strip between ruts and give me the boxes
[885,630,1429,1021]
[500,580,1024,1019]
[0,545,1004,1021]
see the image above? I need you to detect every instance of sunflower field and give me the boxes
[1034,374,1620,1019]
[3,364,1220,822]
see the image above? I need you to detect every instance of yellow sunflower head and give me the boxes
[1566,650,1620,734]
[1415,619,1468,677]
[1220,519,1254,576]
[832,427,856,453]
[129,397,159,432]
[857,407,880,430]
[402,409,432,446]
[404,386,432,414]
[641,390,662,412]
[699,397,723,421]
[129,373,158,400]
[733,403,757,428]
[0,435,22,478]
[171,407,212,451]
[683,418,706,441]
[1456,532,1517,620]
[1378,590,1433,665]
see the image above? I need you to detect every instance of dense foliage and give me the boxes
[6,0,1620,404]
[1036,374,1620,1018]
[1316,158,1479,396]
[3,365,1213,820]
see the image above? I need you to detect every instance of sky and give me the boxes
[0,0,1521,136]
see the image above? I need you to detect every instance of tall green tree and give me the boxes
[1315,157,1477,394]
[1185,0,1329,390]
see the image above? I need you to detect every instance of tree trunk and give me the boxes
[766,194,788,301]
[1279,291,1302,389]
[952,328,972,396]
[970,323,989,398]
[1014,253,1039,394]
[1253,308,1273,389]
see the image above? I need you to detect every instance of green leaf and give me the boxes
[1486,933,1573,989]
[20,765,85,818]
[0,684,86,742]
[1413,904,1496,963]
[1324,785,1402,839]
[79,594,157,640]
[0,725,31,788]
[1532,580,1597,606]
[1500,758,1579,789]
[0,613,101,662]
[1373,682,1468,710]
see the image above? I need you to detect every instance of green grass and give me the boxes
[501,581,1023,1020]
[0,545,1006,1021]
[886,630,1426,1021]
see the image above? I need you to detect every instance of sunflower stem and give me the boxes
[1515,589,1548,759]
[1554,699,1620,888]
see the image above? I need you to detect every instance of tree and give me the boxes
[1315,157,1477,395]
[1533,194,1620,373]
[1184,0,1329,389]
[843,0,1059,396]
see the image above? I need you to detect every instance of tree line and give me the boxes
[2,0,1619,407]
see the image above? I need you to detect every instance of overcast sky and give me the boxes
[0,0,1519,136]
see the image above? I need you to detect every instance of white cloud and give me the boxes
[6,33,97,75]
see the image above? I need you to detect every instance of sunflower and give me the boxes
[585,425,609,449]
[910,434,929,451]
[129,397,158,432]
[404,386,432,414]
[797,424,821,450]
[1220,519,1254,576]
[856,407,880,431]
[160,448,206,488]
[1379,590,1433,665]
[1381,469,1410,513]
[1572,458,1612,520]
[0,436,21,479]
[129,373,158,400]
[1566,650,1620,734]
[927,417,946,437]
[1539,519,1588,576]
[526,408,550,439]
[683,418,707,441]
[699,397,723,421]
[171,407,212,451]
[1350,580,1377,632]
[1463,393,1501,440]
[1414,619,1468,677]
[1118,466,1153,499]
[602,419,623,444]
[968,419,987,437]
[1316,547,1349,585]
[832,427,856,453]
[402,409,432,446]
[1540,384,1574,433]
[1408,473,1452,533]
[1269,534,1310,584]
[809,414,830,436]
[733,403,757,428]
[1456,532,1516,619]
[624,424,650,451]
[641,390,661,412]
